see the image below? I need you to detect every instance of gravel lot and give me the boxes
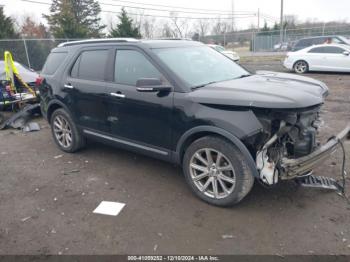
[0,60,350,255]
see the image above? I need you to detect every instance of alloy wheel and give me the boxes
[294,61,307,73]
[53,115,73,148]
[189,148,236,199]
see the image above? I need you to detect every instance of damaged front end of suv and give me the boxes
[242,73,350,191]
[191,70,349,193]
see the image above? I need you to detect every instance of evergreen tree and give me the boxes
[0,7,18,39]
[258,21,270,36]
[273,22,280,31]
[110,8,141,38]
[261,21,270,32]
[44,0,105,38]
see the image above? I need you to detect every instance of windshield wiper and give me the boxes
[191,81,218,90]
[237,74,252,79]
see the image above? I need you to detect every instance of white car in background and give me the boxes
[208,44,240,62]
[283,44,350,74]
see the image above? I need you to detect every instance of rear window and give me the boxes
[42,52,67,75]
[309,47,325,53]
[71,50,108,81]
[312,38,325,45]
[295,39,308,47]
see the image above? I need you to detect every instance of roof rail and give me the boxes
[151,38,193,41]
[58,38,139,47]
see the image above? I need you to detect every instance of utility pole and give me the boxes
[322,22,326,35]
[231,0,235,32]
[280,0,284,43]
[257,8,260,31]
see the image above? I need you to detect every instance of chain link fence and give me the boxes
[1,25,350,71]
[0,39,77,71]
[253,26,350,52]
[202,24,350,52]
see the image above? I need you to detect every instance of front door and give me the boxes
[104,48,173,154]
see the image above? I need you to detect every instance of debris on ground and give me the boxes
[54,155,63,159]
[23,122,40,132]
[93,201,125,216]
[0,103,41,130]
[21,216,31,222]
[63,169,80,175]
[153,244,158,251]
[222,234,235,239]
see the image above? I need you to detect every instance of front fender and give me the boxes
[174,125,259,178]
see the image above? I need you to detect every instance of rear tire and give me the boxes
[293,60,309,74]
[182,136,254,207]
[50,108,85,153]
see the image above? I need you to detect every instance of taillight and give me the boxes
[35,76,44,87]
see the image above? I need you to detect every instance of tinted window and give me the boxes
[42,52,67,75]
[72,50,108,81]
[70,56,81,78]
[323,46,345,53]
[309,46,345,54]
[311,38,323,45]
[309,47,325,53]
[114,50,163,86]
[296,39,311,47]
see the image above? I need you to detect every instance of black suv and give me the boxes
[39,39,349,206]
[292,35,350,51]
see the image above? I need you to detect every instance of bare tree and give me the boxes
[142,17,156,39]
[197,19,210,37]
[130,10,144,34]
[168,12,190,38]
[211,18,230,35]
[284,15,298,29]
[160,22,174,38]
[169,12,182,38]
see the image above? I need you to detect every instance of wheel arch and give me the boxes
[47,100,73,123]
[174,126,259,178]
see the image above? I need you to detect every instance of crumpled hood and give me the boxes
[188,71,328,109]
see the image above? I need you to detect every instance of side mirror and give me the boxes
[343,51,350,56]
[136,78,172,92]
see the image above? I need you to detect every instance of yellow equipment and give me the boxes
[4,51,36,96]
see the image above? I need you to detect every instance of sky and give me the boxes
[1,0,349,31]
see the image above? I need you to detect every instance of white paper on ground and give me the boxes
[93,201,125,216]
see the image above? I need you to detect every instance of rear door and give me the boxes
[64,48,111,132]
[306,46,326,70]
[104,47,174,155]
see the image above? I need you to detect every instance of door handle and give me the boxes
[110,92,126,98]
[64,84,74,89]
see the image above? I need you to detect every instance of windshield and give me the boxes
[338,36,350,45]
[153,46,249,88]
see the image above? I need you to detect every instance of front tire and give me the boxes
[50,108,85,153]
[183,136,254,207]
[293,60,309,74]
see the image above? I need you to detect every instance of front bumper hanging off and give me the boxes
[280,124,350,179]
